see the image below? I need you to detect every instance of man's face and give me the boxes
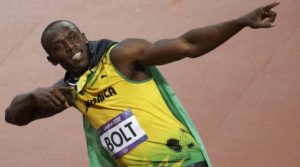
[46,22,90,75]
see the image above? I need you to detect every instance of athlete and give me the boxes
[5,2,279,167]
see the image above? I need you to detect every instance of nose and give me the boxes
[65,40,74,52]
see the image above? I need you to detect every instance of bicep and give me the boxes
[139,38,194,66]
[111,38,195,74]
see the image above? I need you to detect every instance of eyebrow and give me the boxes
[51,38,64,45]
[51,29,78,43]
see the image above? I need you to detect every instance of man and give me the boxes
[5,2,279,167]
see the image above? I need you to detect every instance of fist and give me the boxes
[32,86,73,111]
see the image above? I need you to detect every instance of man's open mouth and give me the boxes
[72,51,82,61]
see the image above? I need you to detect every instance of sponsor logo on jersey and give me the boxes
[84,86,117,112]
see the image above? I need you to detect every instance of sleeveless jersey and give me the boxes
[72,45,205,166]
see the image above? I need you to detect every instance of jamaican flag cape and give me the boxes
[66,39,212,167]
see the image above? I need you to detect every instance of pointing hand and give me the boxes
[240,2,280,29]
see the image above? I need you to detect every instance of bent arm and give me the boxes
[5,93,36,126]
[181,19,244,58]
[130,2,279,66]
[5,80,72,126]
[138,19,244,66]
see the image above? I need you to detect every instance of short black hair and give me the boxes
[41,20,80,54]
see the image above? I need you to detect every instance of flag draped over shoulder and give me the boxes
[74,40,211,167]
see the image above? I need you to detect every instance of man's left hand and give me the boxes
[239,2,280,29]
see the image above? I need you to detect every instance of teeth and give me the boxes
[72,52,82,60]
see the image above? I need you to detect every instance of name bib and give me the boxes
[98,109,148,158]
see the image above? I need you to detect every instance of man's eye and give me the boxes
[53,44,64,51]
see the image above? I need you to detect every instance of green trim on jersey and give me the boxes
[83,66,212,167]
[149,66,212,167]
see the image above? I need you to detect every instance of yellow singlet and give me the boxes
[73,45,205,166]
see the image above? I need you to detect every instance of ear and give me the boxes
[47,55,58,65]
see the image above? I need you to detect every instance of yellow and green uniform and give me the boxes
[67,40,211,167]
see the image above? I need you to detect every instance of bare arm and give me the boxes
[5,79,72,126]
[113,2,279,68]
[179,2,279,59]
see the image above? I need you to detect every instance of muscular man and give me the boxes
[5,2,279,167]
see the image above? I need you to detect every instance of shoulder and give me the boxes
[110,38,152,67]
[109,38,152,80]
[117,38,151,48]
[112,38,151,57]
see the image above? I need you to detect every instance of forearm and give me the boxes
[112,3,279,67]
[5,93,35,126]
[5,86,71,126]
[181,18,245,58]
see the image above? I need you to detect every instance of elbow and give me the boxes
[5,108,14,124]
[176,38,192,55]
[176,38,202,59]
[5,108,29,126]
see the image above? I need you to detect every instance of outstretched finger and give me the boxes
[263,2,280,11]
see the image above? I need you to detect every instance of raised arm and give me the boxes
[5,80,72,126]
[113,2,279,68]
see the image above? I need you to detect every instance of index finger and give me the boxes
[264,2,280,11]
[53,86,72,101]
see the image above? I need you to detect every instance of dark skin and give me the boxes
[5,2,279,126]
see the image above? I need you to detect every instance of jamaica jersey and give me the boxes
[72,45,205,166]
